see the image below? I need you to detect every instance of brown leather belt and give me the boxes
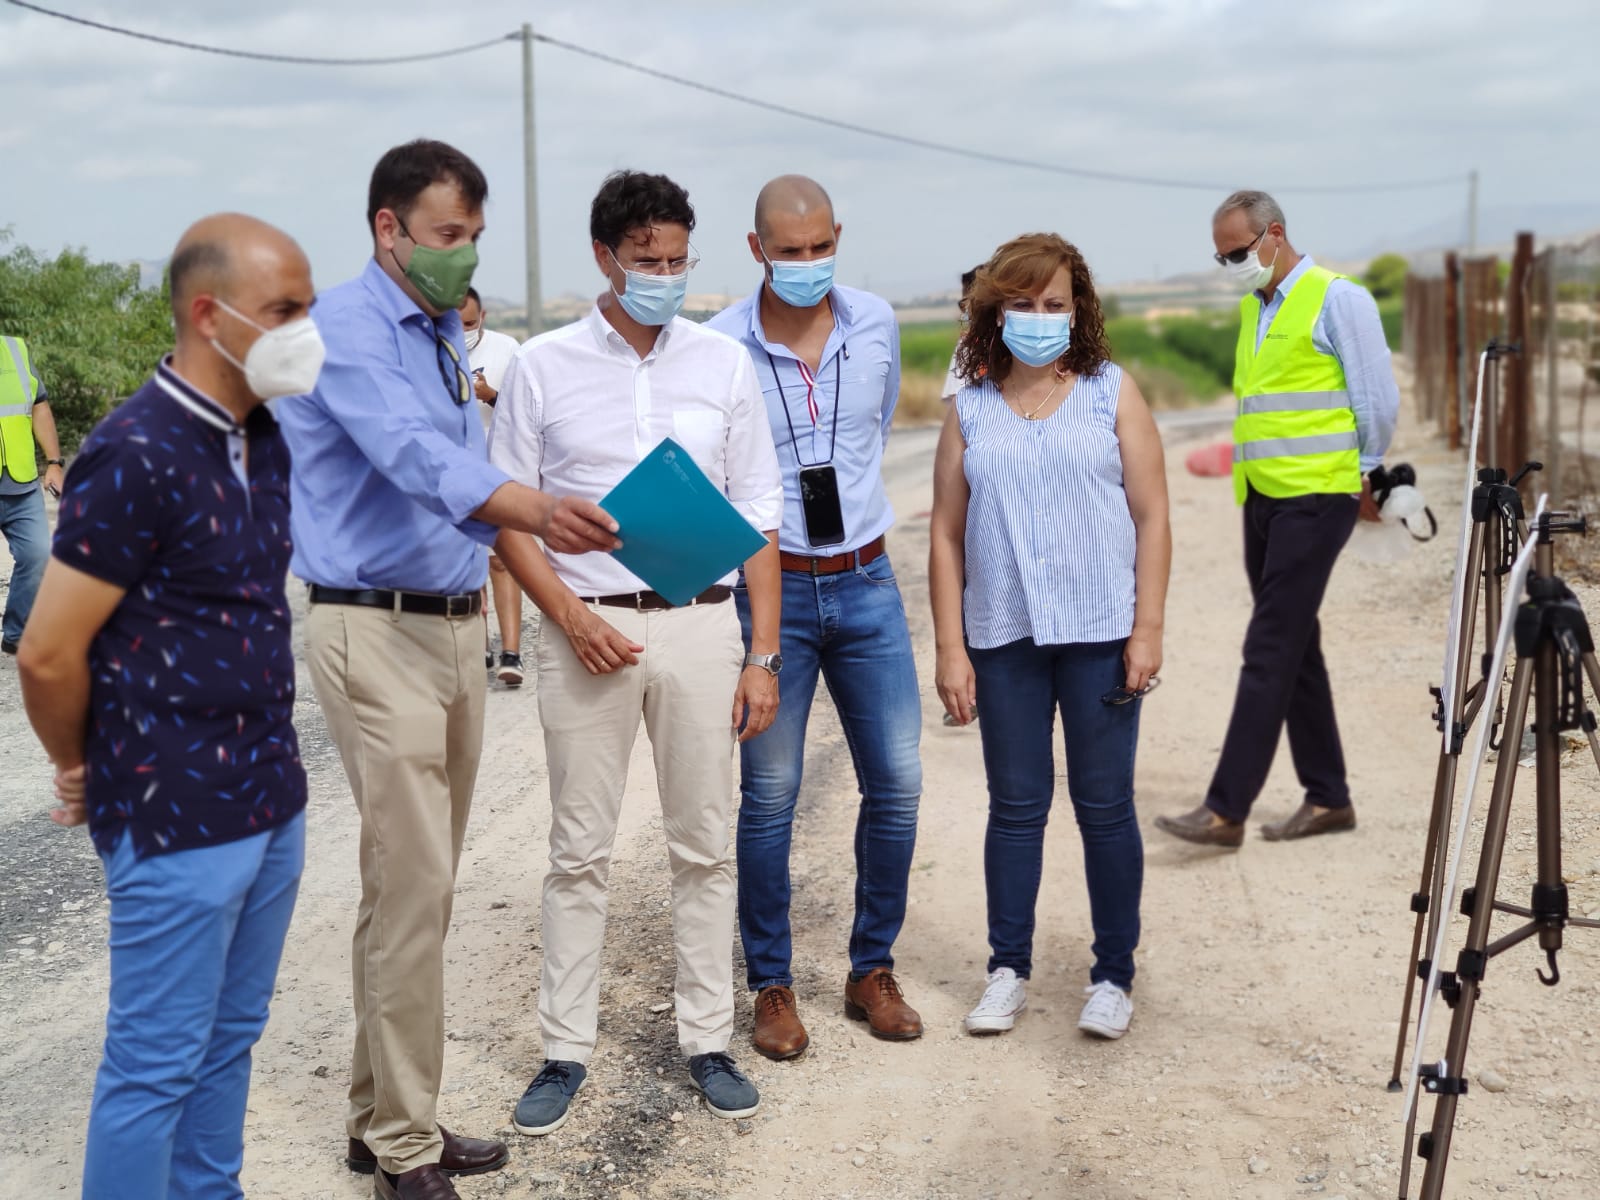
[582,585,732,611]
[779,535,886,576]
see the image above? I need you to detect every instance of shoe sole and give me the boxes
[1077,1018,1129,1040]
[752,1035,809,1061]
[346,1151,509,1178]
[1152,819,1243,849]
[513,1107,573,1137]
[689,1078,761,1120]
[1261,820,1356,842]
[843,1001,923,1039]
[964,1003,1024,1035]
[497,673,524,687]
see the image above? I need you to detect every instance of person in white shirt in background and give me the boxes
[939,264,984,405]
[489,169,784,1133]
[458,286,528,686]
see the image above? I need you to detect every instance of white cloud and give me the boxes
[74,154,203,183]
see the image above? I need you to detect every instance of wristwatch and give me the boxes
[745,652,783,677]
[46,458,64,467]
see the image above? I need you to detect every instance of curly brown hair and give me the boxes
[954,232,1111,386]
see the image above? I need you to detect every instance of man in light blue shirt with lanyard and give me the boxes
[708,175,924,1062]
[277,138,616,1200]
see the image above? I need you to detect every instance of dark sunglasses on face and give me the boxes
[1100,676,1161,706]
[1213,227,1268,267]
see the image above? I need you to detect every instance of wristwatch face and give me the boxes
[768,653,783,675]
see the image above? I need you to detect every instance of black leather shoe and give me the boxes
[347,1126,508,1177]
[1153,804,1244,848]
[374,1164,459,1200]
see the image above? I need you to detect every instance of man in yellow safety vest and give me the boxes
[1156,189,1397,849]
[0,335,65,655]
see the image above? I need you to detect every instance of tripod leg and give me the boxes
[1389,752,1462,1091]
[1582,653,1600,773]
[1390,518,1487,1090]
[1417,655,1535,1200]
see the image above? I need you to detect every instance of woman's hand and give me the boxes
[936,648,978,726]
[1123,626,1163,694]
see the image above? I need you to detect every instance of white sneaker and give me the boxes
[1077,980,1133,1039]
[964,967,1027,1034]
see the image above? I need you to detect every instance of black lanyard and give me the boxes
[764,347,842,469]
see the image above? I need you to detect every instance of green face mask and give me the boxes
[394,219,478,310]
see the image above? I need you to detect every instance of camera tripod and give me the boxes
[1388,343,1539,1093]
[1398,510,1600,1198]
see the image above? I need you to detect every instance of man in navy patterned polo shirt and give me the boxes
[18,213,321,1199]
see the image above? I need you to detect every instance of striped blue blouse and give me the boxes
[957,363,1136,650]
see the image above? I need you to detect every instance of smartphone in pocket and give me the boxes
[798,464,845,547]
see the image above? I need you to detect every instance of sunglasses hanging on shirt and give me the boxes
[766,347,845,547]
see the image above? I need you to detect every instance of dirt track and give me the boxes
[3,379,1599,1199]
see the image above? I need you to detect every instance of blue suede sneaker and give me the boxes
[513,1060,587,1135]
[688,1052,761,1119]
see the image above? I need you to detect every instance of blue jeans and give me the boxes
[1,486,48,645]
[82,814,305,1200]
[734,554,922,990]
[968,638,1143,991]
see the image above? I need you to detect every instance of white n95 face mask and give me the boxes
[212,299,326,399]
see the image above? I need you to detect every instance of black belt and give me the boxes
[308,584,483,618]
[581,585,732,612]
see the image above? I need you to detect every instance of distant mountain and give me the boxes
[1343,203,1600,261]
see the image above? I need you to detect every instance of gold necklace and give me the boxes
[1008,372,1068,420]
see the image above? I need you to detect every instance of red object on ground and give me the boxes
[1185,440,1234,478]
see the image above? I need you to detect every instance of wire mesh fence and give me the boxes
[1403,229,1599,510]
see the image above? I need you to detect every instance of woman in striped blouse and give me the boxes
[928,232,1171,1041]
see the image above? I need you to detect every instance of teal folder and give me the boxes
[600,438,768,606]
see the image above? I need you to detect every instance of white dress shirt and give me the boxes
[491,305,784,597]
[469,327,521,434]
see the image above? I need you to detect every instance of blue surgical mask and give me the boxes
[1001,310,1072,367]
[764,252,836,309]
[609,249,689,326]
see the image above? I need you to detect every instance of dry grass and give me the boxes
[894,369,949,426]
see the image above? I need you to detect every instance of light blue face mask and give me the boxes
[609,249,690,326]
[1001,309,1073,366]
[764,252,836,309]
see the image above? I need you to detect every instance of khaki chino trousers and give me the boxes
[536,599,744,1064]
[306,602,485,1175]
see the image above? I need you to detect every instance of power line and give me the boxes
[4,0,511,65]
[531,33,1464,196]
[9,0,1465,195]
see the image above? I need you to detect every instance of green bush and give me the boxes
[900,321,960,377]
[1364,253,1408,301]
[0,233,173,451]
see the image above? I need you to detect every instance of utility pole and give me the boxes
[520,23,542,337]
[1466,168,1479,256]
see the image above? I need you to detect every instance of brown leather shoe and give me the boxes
[1260,802,1356,842]
[844,968,923,1040]
[1153,803,1244,848]
[752,985,809,1060]
[347,1127,509,1177]
[374,1164,460,1200]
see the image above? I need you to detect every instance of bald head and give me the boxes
[754,175,834,241]
[169,213,309,334]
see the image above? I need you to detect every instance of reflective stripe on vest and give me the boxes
[1231,266,1361,505]
[0,337,39,485]
[1234,430,1361,462]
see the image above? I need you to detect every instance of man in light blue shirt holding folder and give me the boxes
[490,170,784,1132]
[707,175,925,1061]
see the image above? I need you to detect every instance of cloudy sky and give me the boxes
[3,0,1595,311]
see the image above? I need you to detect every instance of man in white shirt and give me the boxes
[459,287,528,685]
[490,170,784,1133]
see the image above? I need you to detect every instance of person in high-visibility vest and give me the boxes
[1156,189,1398,849]
[0,335,65,655]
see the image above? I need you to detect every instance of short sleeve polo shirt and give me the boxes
[52,359,307,857]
